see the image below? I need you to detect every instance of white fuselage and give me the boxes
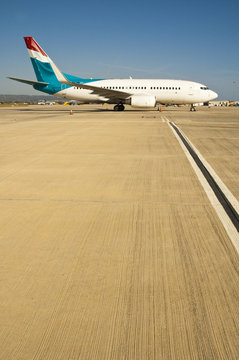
[55,79,218,105]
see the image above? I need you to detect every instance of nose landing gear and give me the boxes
[190,104,196,111]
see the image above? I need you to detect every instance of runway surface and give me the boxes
[0,105,238,359]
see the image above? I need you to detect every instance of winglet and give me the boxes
[49,61,69,84]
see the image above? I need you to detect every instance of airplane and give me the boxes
[9,37,218,111]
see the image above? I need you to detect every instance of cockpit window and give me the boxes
[200,86,209,90]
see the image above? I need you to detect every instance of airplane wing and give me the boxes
[49,61,131,101]
[63,77,132,101]
[8,77,49,86]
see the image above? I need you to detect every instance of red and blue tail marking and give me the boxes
[9,37,102,95]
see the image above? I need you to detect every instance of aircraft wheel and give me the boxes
[114,104,125,111]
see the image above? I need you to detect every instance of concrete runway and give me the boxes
[0,105,238,359]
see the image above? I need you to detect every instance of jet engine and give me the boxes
[130,95,156,107]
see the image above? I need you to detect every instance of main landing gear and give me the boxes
[114,103,125,111]
[190,104,196,111]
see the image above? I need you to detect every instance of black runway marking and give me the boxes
[169,122,239,232]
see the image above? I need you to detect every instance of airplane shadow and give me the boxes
[18,107,186,113]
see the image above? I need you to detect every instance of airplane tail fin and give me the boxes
[24,37,59,85]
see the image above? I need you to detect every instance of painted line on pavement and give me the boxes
[164,117,239,254]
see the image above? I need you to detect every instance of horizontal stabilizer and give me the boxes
[8,77,49,86]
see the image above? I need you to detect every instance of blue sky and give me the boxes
[1,0,239,99]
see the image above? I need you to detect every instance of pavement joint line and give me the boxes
[0,198,211,206]
[165,117,239,254]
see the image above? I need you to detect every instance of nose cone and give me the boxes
[209,90,218,100]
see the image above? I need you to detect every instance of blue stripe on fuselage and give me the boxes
[64,73,103,84]
[31,58,103,95]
